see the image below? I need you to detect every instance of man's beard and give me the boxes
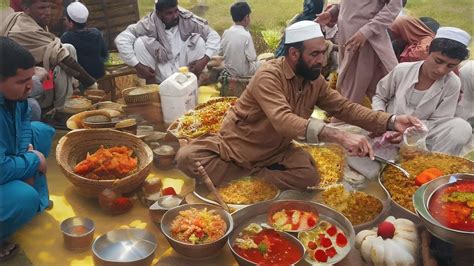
[165,18,179,29]
[295,57,321,81]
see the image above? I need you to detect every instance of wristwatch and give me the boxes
[387,115,397,131]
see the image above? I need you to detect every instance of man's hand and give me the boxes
[315,11,332,26]
[319,127,374,159]
[340,132,375,159]
[345,31,367,52]
[28,144,47,174]
[34,67,49,82]
[393,115,424,133]
[385,131,403,144]
[188,55,210,76]
[134,63,155,80]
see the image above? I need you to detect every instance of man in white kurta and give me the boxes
[220,2,262,77]
[115,0,220,83]
[373,28,472,155]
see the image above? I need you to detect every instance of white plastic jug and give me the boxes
[159,67,198,124]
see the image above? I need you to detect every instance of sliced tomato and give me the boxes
[336,233,348,247]
[314,249,328,263]
[326,247,337,258]
[161,187,177,196]
[320,237,332,248]
[326,225,337,236]
[307,241,317,250]
[307,216,317,227]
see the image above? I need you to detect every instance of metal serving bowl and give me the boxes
[60,217,95,251]
[92,228,157,266]
[229,200,355,266]
[413,173,474,247]
[378,164,421,223]
[160,203,233,258]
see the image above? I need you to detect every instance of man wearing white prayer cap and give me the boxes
[176,21,422,190]
[66,1,89,24]
[61,2,108,81]
[373,26,472,155]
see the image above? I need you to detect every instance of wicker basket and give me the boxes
[56,129,153,198]
[122,87,160,104]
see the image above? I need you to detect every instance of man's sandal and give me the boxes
[0,242,19,262]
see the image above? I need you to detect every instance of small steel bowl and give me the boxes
[60,217,95,251]
[92,228,157,266]
[148,195,184,224]
[152,142,179,170]
[160,203,233,258]
[413,173,474,247]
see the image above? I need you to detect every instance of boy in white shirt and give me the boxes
[220,2,261,78]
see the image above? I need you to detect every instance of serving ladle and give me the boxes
[374,154,411,178]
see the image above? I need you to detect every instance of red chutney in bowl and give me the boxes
[233,228,303,265]
[429,180,474,232]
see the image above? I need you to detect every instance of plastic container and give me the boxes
[159,67,198,124]
[400,125,429,160]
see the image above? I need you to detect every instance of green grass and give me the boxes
[1,0,472,56]
[406,0,474,58]
[138,0,474,57]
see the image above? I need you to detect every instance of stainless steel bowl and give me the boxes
[378,154,474,224]
[312,181,392,233]
[413,173,474,247]
[160,203,233,258]
[379,164,421,223]
[92,228,157,266]
[229,200,355,266]
[60,217,95,251]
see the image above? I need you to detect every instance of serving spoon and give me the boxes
[195,161,231,212]
[374,154,411,178]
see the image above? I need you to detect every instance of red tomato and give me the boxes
[320,237,332,248]
[314,249,328,262]
[326,225,337,236]
[336,233,348,247]
[326,247,337,258]
[307,241,317,250]
[307,216,316,227]
[161,187,177,196]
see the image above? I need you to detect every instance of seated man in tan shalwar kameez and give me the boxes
[0,0,96,112]
[177,21,422,191]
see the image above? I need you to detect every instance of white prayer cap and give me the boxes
[67,2,89,24]
[435,27,471,46]
[285,20,324,44]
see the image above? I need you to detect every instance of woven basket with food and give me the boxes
[122,86,160,105]
[56,129,153,198]
[167,97,238,140]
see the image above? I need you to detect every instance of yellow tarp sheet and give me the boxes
[11,85,238,265]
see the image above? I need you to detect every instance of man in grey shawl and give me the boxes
[115,0,221,84]
[1,0,97,113]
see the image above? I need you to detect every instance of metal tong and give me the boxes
[374,154,411,178]
[194,161,230,212]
